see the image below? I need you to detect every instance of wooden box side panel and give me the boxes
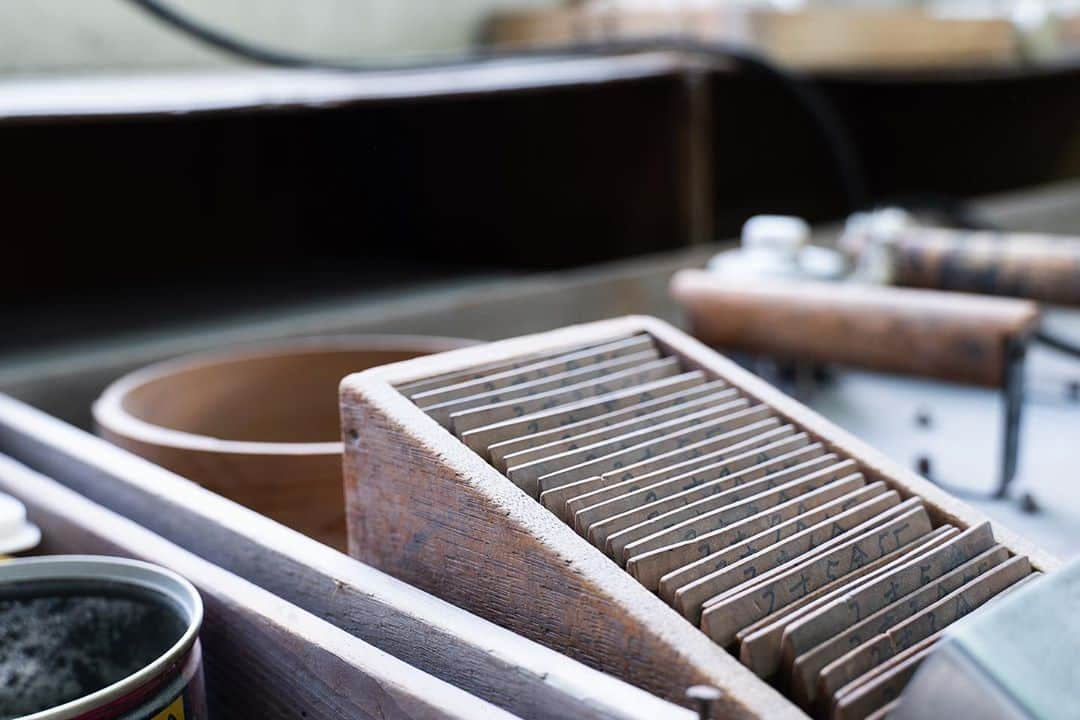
[341,380,804,720]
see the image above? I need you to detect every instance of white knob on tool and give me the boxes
[0,491,41,556]
[740,215,810,258]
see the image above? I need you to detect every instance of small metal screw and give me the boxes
[914,408,932,429]
[1067,381,1080,402]
[916,456,932,477]
[686,685,723,720]
[1020,492,1040,514]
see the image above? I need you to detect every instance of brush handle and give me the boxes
[888,228,1080,306]
[670,269,1040,386]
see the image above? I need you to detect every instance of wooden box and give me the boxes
[340,315,1058,719]
[0,394,689,720]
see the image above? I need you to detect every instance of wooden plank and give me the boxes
[671,271,1041,387]
[0,454,516,720]
[817,556,1031,706]
[409,335,653,404]
[0,395,691,720]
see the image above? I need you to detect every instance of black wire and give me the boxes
[124,0,870,212]
[1035,329,1080,360]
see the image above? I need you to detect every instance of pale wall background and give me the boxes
[0,0,555,75]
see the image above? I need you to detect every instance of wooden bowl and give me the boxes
[93,335,472,550]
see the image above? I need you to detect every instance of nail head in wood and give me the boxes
[685,685,723,719]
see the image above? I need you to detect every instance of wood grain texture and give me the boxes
[0,394,689,720]
[0,454,516,720]
[670,271,1041,387]
[93,336,469,550]
[340,315,1060,720]
[484,5,1018,71]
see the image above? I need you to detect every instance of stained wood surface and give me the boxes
[887,228,1080,306]
[93,336,468,550]
[0,54,706,123]
[340,315,1059,720]
[484,6,1019,71]
[670,271,1041,386]
[0,454,517,720]
[0,394,689,720]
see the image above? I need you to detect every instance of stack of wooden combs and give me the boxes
[343,318,1049,720]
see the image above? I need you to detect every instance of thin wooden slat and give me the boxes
[424,349,662,426]
[459,370,707,454]
[542,427,806,523]
[780,522,996,667]
[817,556,1031,706]
[535,413,779,497]
[735,526,959,680]
[789,543,1009,707]
[574,436,818,542]
[628,465,854,590]
[498,388,739,472]
[699,504,933,645]
[487,380,729,469]
[451,357,683,435]
[507,399,755,490]
[398,336,640,396]
[674,488,897,622]
[621,457,851,570]
[658,482,886,605]
[605,452,844,563]
[411,335,657,406]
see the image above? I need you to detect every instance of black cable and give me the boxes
[124,0,870,212]
[1035,329,1080,360]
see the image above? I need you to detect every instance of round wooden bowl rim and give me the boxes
[93,334,472,456]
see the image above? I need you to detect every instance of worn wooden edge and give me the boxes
[0,453,515,720]
[0,53,705,125]
[0,394,688,720]
[93,334,469,456]
[341,318,810,720]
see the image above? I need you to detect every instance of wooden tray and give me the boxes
[339,315,1058,719]
[0,453,512,720]
[0,394,689,720]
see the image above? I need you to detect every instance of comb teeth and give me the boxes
[344,318,1040,719]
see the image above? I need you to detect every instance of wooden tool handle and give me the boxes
[669,269,1041,386]
[889,228,1080,306]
